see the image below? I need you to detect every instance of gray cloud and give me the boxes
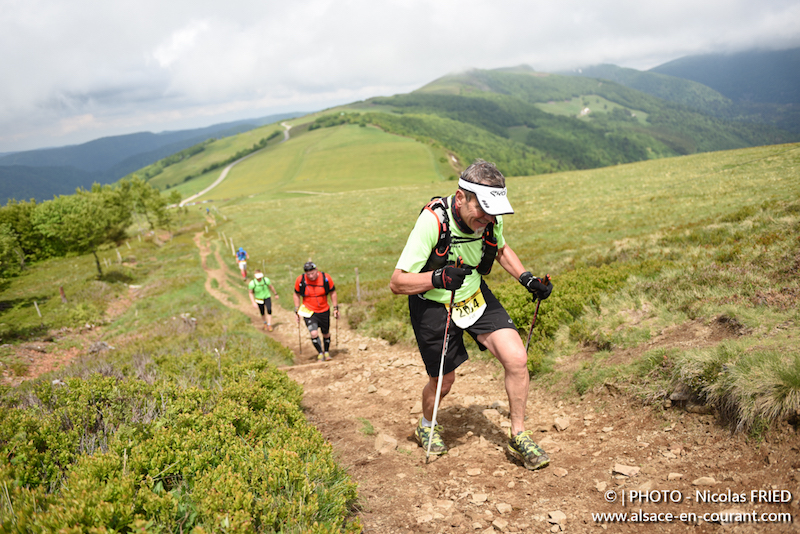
[2,0,798,152]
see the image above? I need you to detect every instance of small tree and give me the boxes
[32,187,132,277]
[0,223,24,277]
[116,176,179,237]
[0,198,63,265]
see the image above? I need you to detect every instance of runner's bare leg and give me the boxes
[478,328,529,435]
[422,372,455,422]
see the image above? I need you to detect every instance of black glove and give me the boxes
[432,265,473,291]
[519,272,552,300]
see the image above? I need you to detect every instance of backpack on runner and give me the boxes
[298,272,332,296]
[420,196,497,275]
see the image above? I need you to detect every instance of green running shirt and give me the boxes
[248,277,273,299]
[395,195,505,304]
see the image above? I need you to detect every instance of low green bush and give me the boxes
[493,259,666,373]
[0,354,360,533]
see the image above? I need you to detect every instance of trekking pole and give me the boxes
[427,257,462,463]
[524,274,550,353]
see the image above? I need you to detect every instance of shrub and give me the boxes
[0,351,359,533]
[675,344,800,433]
[493,259,666,373]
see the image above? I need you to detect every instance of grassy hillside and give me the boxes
[142,123,287,196]
[208,142,798,298]
[0,114,302,203]
[563,64,732,111]
[402,68,795,154]
[199,122,447,203]
[568,62,800,136]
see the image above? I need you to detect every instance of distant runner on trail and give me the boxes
[390,159,554,470]
[248,269,279,331]
[294,261,339,361]
[236,247,249,280]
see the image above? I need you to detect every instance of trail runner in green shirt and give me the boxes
[248,270,278,331]
[390,159,553,470]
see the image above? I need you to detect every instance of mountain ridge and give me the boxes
[564,48,800,134]
[0,113,302,202]
[649,47,800,104]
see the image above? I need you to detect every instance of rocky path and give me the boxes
[196,233,799,533]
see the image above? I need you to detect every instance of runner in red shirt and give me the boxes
[293,261,338,361]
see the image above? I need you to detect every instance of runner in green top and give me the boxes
[248,270,279,331]
[390,159,554,470]
[394,195,506,305]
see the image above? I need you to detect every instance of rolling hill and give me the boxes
[566,48,800,134]
[325,67,795,177]
[562,64,732,111]
[0,113,302,203]
[650,47,800,104]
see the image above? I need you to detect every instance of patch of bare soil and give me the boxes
[193,233,800,533]
[0,279,138,387]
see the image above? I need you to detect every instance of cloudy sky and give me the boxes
[2,0,799,153]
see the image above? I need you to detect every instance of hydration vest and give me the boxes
[420,196,497,275]
[298,272,332,296]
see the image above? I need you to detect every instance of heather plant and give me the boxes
[0,358,359,532]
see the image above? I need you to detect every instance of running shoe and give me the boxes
[267,325,273,332]
[323,351,331,361]
[317,353,325,361]
[507,430,550,470]
[414,419,447,455]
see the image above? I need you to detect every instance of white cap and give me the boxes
[254,272,264,279]
[458,179,514,215]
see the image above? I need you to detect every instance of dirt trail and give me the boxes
[198,233,799,533]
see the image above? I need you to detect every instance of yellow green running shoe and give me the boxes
[415,419,447,455]
[507,430,550,470]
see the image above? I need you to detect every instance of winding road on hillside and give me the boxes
[179,122,292,207]
[189,230,799,533]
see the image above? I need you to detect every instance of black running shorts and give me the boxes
[409,281,516,377]
[257,298,272,316]
[303,309,331,335]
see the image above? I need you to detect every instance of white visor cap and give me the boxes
[458,179,514,216]
[254,273,264,279]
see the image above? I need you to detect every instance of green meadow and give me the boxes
[201,133,798,302]
[146,123,286,196]
[200,123,445,202]
[533,94,650,124]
